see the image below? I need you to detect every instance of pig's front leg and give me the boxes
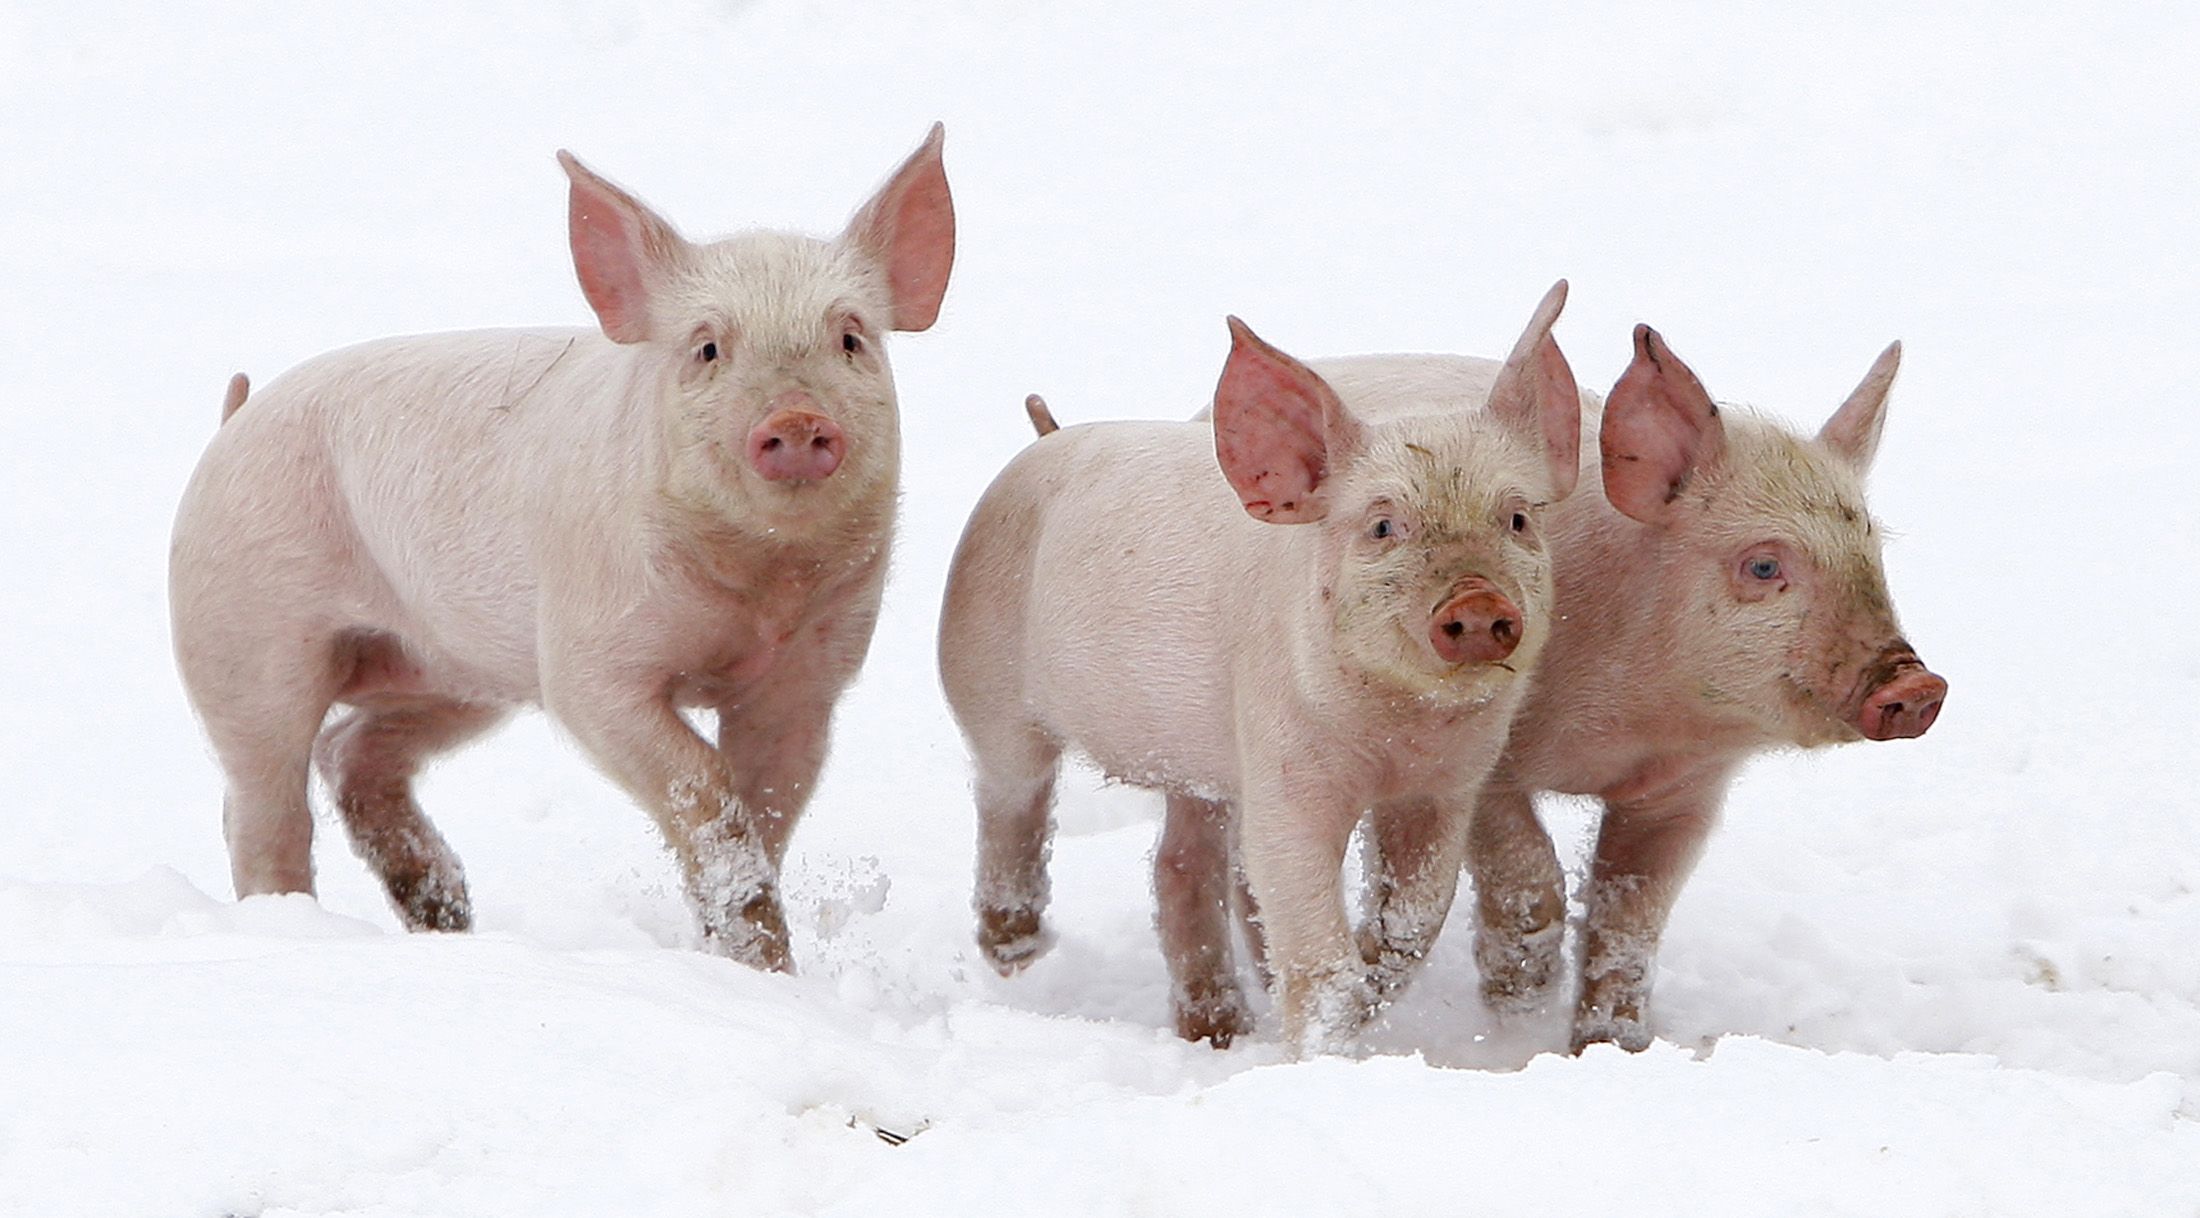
[1356,796,1472,1006]
[1574,774,1729,1052]
[1465,786,1568,1013]
[1237,774,1370,1056]
[716,684,839,871]
[545,668,790,972]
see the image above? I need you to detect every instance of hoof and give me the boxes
[1475,920,1564,1016]
[1570,1017,1653,1055]
[1173,976,1253,1048]
[394,884,473,934]
[703,889,794,974]
[1175,997,1252,1049]
[978,905,1051,975]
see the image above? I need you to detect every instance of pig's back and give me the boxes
[1307,352,1504,424]
[1308,352,1604,447]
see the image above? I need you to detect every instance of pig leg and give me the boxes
[1156,792,1251,1047]
[314,698,506,931]
[185,634,343,901]
[1574,785,1724,1053]
[1357,797,1470,1005]
[1238,780,1370,1056]
[546,674,790,971]
[971,724,1062,974]
[716,692,836,870]
[1466,787,1568,1013]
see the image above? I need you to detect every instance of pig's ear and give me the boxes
[1212,317,1360,525]
[844,123,956,333]
[1600,324,1728,524]
[1486,279,1582,501]
[1818,340,1901,472]
[558,151,688,345]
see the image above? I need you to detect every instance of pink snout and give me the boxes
[746,409,846,482]
[1858,667,1947,741]
[1430,582,1523,665]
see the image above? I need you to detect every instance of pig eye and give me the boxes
[697,341,719,363]
[1510,511,1528,533]
[1746,556,1782,581]
[842,331,863,357]
[1370,518,1394,540]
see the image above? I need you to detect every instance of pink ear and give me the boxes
[558,151,687,345]
[1486,279,1582,500]
[1818,340,1902,471]
[1211,317,1358,524]
[844,123,956,333]
[1599,324,1727,523]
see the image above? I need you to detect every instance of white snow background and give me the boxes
[3,3,2197,1214]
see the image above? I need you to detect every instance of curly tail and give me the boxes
[220,372,250,423]
[1024,393,1059,437]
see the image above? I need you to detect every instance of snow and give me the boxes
[4,2,2198,1213]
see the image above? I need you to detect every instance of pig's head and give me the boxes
[1211,282,1582,705]
[1598,325,1946,746]
[557,125,954,536]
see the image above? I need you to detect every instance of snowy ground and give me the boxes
[4,3,2198,1214]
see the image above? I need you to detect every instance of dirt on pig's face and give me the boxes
[1319,415,1557,708]
[1657,415,1930,749]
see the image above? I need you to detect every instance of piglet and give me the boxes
[1356,324,1946,1051]
[170,126,956,969]
[940,283,1581,1054]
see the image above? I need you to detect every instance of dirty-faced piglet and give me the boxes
[941,283,1582,1055]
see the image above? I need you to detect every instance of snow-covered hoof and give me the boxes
[1279,962,1376,1058]
[977,904,1051,975]
[1570,1013,1652,1054]
[1172,982,1253,1049]
[388,862,472,933]
[1474,918,1563,1015]
[701,889,794,974]
[1355,922,1431,1006]
[1572,960,1653,1053]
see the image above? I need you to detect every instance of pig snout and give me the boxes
[1856,664,1947,741]
[746,399,846,483]
[1429,581,1523,665]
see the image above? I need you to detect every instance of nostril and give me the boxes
[1442,620,1465,639]
[1491,618,1517,644]
[762,437,783,451]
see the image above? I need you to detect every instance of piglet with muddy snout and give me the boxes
[939,283,1583,1055]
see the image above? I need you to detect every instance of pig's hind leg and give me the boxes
[971,724,1062,975]
[314,691,506,933]
[1156,792,1251,1047]
[177,614,345,904]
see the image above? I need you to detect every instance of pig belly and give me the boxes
[1032,657,1239,798]
[330,626,538,709]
